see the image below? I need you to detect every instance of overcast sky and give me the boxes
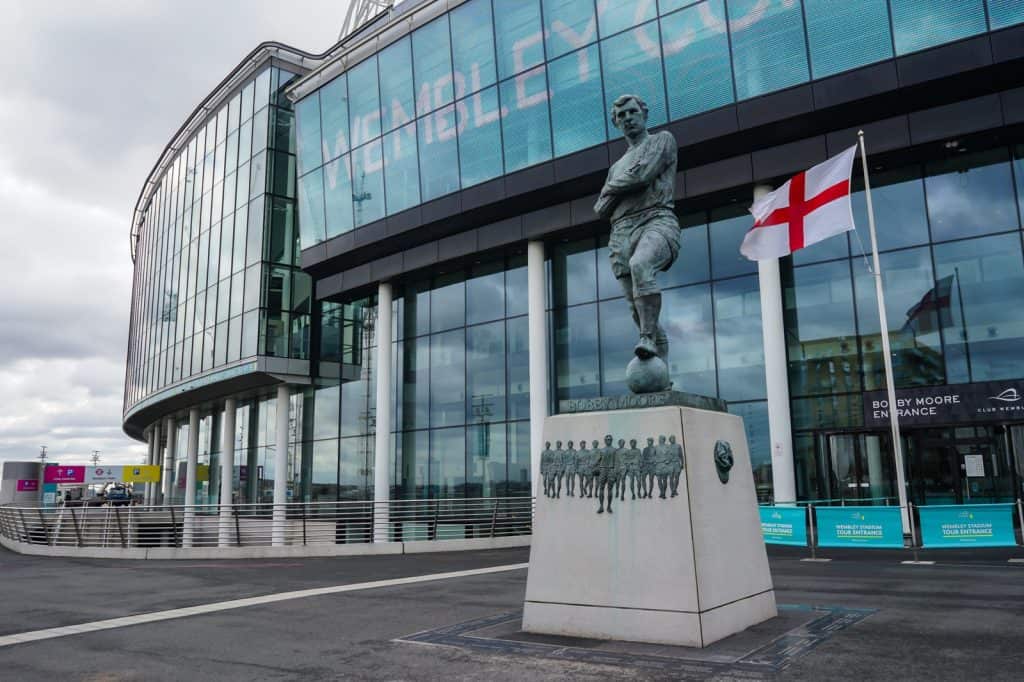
[0,1,347,470]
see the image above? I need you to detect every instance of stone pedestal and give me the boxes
[522,404,776,648]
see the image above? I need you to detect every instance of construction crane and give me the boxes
[339,0,395,41]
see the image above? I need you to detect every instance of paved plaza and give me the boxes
[0,544,1022,680]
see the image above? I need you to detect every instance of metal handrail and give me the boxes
[0,497,534,550]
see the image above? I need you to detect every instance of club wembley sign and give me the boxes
[863,380,1024,427]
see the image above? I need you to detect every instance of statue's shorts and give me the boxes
[609,208,681,297]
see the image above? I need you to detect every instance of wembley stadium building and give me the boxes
[125,0,1024,516]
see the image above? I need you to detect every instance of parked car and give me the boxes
[105,486,132,507]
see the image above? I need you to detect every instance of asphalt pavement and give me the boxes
[0,544,1021,680]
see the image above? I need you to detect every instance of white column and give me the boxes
[755,184,797,505]
[272,384,290,546]
[144,428,155,506]
[219,397,237,547]
[182,407,200,547]
[152,422,164,505]
[528,240,549,499]
[162,416,176,506]
[147,421,161,506]
[374,282,394,542]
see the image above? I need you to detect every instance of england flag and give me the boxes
[741,145,858,261]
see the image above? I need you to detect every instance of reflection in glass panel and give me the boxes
[709,206,758,279]
[889,0,987,55]
[351,141,385,226]
[413,16,454,117]
[494,0,544,80]
[1015,145,1024,223]
[728,0,810,100]
[662,284,717,396]
[661,0,734,120]
[790,393,863,431]
[378,37,415,134]
[402,337,429,430]
[506,255,528,317]
[599,23,668,128]
[313,384,340,440]
[599,298,633,395]
[554,303,600,401]
[804,0,892,79]
[785,260,860,397]
[311,439,338,501]
[418,106,460,201]
[713,275,765,401]
[507,316,530,420]
[850,166,929,253]
[341,359,374,438]
[550,238,597,307]
[548,45,607,156]
[467,262,505,325]
[925,149,1018,242]
[457,87,504,187]
[348,57,381,149]
[430,427,466,498]
[403,280,431,339]
[297,169,325,248]
[598,0,656,37]
[431,274,465,333]
[544,0,598,61]
[339,436,370,500]
[324,154,354,237]
[729,401,771,500]
[499,67,552,172]
[671,219,711,285]
[320,75,349,164]
[431,330,466,428]
[933,233,1024,384]
[853,247,943,390]
[467,322,507,423]
[988,0,1024,29]
[451,0,497,95]
[383,123,420,215]
[507,420,531,496]
[400,430,428,499]
[468,422,505,498]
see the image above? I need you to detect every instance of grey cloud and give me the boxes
[0,1,345,469]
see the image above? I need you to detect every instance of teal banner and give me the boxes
[759,506,808,546]
[816,507,904,548]
[918,504,1017,548]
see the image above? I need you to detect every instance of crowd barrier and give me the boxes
[759,499,1024,554]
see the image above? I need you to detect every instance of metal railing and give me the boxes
[0,497,534,550]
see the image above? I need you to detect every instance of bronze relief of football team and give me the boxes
[540,434,685,514]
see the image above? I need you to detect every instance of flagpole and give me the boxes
[858,130,911,535]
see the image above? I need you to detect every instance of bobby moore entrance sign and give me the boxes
[741,145,857,260]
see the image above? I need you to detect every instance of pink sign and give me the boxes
[44,466,86,484]
[16,479,39,492]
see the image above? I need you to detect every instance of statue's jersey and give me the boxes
[602,130,677,224]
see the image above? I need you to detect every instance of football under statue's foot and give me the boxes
[634,334,658,359]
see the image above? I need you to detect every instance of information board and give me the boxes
[759,506,808,546]
[918,504,1017,548]
[815,507,904,548]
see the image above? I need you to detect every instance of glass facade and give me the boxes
[784,145,1024,502]
[391,256,533,499]
[125,64,313,414]
[127,2,1024,510]
[294,0,1023,247]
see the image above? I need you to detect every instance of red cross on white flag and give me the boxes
[741,145,858,261]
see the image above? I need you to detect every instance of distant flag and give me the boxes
[741,145,858,261]
[902,274,954,335]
